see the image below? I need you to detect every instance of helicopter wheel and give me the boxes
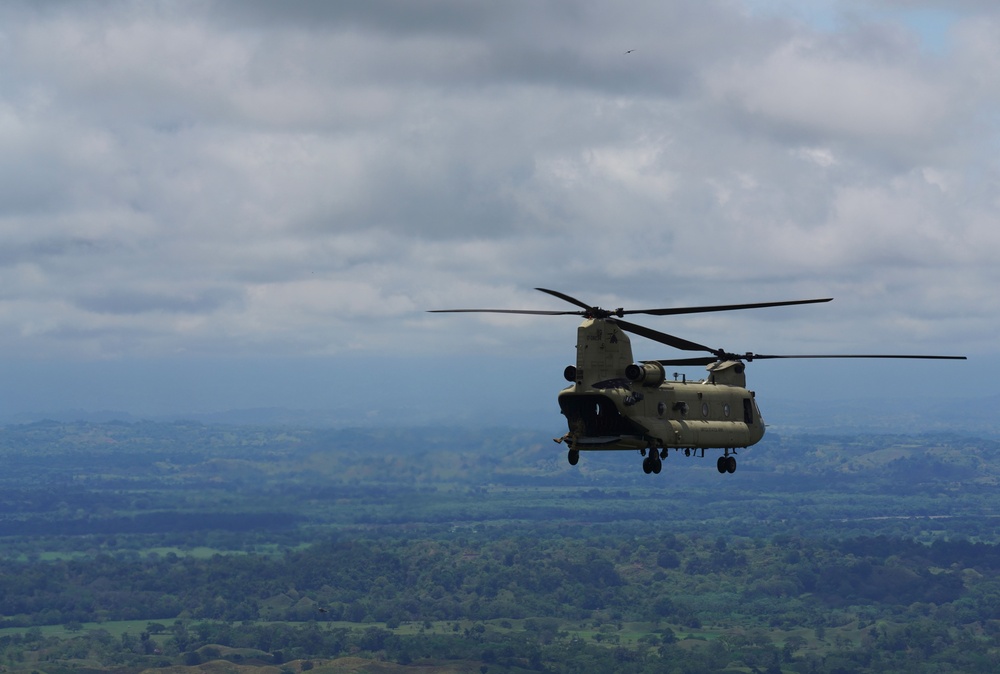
[716,456,727,474]
[567,449,579,466]
[726,456,737,474]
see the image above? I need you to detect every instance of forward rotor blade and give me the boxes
[429,287,595,316]
[534,288,593,311]
[613,318,718,354]
[451,289,835,321]
[427,308,581,316]
[627,297,833,317]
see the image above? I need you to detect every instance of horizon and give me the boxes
[0,352,983,437]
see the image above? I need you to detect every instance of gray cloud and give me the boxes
[0,0,994,375]
[74,287,243,316]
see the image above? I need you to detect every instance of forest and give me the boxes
[0,420,999,673]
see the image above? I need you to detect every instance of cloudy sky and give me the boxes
[0,0,995,424]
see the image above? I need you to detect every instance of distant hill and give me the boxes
[763,393,1000,437]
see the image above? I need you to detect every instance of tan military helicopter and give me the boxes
[432,288,966,475]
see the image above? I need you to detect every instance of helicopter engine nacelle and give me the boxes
[625,362,666,387]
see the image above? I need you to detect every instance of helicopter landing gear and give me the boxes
[568,449,579,466]
[716,455,737,474]
[642,452,662,475]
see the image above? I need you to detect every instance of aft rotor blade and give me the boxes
[628,297,833,317]
[651,352,968,366]
[745,353,967,361]
[656,353,968,366]
[613,318,718,354]
[654,357,720,367]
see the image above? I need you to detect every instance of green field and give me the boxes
[0,421,998,673]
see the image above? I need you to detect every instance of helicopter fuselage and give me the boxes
[558,375,764,451]
[557,318,763,472]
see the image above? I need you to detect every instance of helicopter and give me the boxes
[431,288,967,475]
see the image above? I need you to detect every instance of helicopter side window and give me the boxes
[743,398,754,425]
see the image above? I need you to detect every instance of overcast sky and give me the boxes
[0,0,995,422]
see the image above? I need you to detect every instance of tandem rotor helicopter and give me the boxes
[431,288,966,476]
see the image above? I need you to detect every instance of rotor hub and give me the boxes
[585,307,625,319]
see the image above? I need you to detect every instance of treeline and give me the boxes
[0,621,749,674]
[8,618,1000,674]
[0,512,300,537]
[2,529,1000,673]
[0,528,998,629]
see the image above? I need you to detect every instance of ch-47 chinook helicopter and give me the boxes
[431,288,967,475]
